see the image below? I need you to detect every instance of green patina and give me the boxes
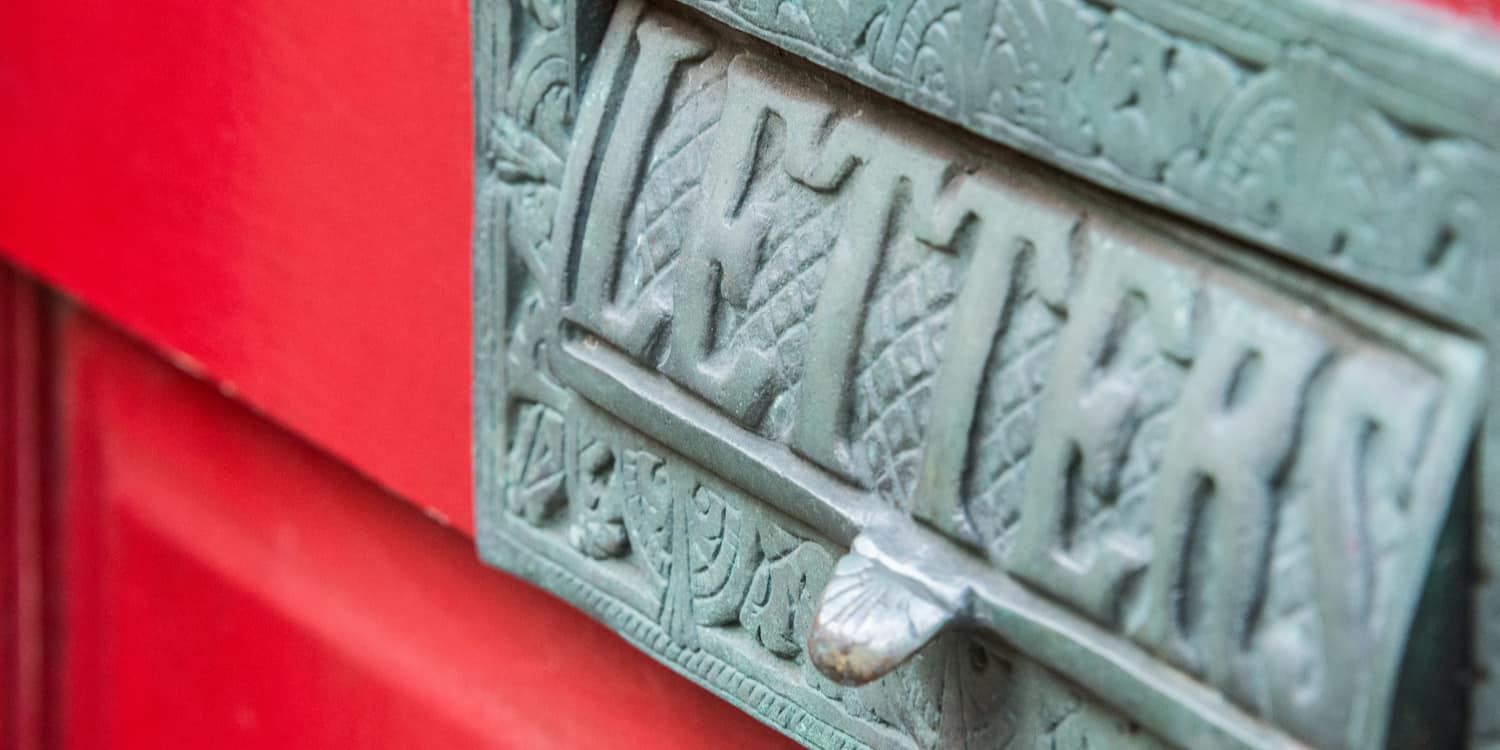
[474,0,1499,747]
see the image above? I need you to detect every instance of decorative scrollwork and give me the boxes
[476,1,1492,748]
[675,0,1500,327]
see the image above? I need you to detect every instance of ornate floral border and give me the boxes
[473,0,1500,747]
[667,0,1500,329]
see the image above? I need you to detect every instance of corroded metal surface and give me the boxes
[474,0,1496,747]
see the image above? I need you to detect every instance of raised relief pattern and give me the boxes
[666,0,1500,326]
[476,1,1486,748]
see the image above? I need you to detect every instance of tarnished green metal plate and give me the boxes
[474,0,1496,747]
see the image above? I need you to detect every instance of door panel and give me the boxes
[1,268,48,750]
[52,306,792,748]
[0,0,472,530]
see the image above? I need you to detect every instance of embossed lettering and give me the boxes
[660,56,847,423]
[1135,289,1331,689]
[1267,350,1439,749]
[1008,235,1197,623]
[910,175,1078,544]
[788,122,955,478]
[568,17,714,354]
[478,5,1486,749]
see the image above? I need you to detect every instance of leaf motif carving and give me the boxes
[682,0,1499,320]
[740,524,833,657]
[1083,12,1237,183]
[689,485,763,626]
[505,402,567,523]
[487,113,564,185]
[621,449,673,583]
[568,439,629,559]
[1183,71,1297,231]
[887,0,965,113]
[979,0,1101,156]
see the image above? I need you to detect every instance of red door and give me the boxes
[0,0,1494,747]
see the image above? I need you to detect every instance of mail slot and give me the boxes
[474,0,1495,747]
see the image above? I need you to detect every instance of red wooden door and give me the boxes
[0,0,792,743]
[44,304,787,749]
[0,0,1494,747]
